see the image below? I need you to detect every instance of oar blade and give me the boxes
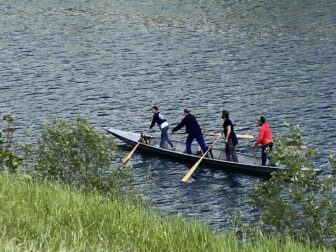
[236,133,254,139]
[181,158,204,182]
[121,142,140,164]
[121,154,132,165]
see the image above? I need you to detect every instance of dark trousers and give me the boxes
[186,134,207,155]
[225,138,238,162]
[261,142,273,166]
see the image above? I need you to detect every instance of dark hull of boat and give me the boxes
[104,127,284,178]
[139,144,276,178]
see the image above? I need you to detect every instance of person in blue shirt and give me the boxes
[171,108,207,155]
[150,106,175,150]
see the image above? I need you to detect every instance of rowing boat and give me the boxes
[104,127,321,178]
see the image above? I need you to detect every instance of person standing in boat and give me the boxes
[171,108,207,155]
[150,106,175,150]
[221,110,238,163]
[252,116,273,166]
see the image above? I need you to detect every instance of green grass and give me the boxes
[0,173,332,252]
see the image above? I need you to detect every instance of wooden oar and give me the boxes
[202,132,254,139]
[236,133,254,139]
[121,142,140,165]
[181,134,223,182]
[121,130,148,165]
[211,132,253,139]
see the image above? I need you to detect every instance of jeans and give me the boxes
[261,142,273,165]
[186,134,207,155]
[160,126,174,148]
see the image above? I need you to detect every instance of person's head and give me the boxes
[258,116,266,126]
[151,106,159,113]
[222,110,229,119]
[183,108,190,116]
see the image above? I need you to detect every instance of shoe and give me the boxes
[172,146,176,151]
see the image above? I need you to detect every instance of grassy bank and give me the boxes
[0,173,331,252]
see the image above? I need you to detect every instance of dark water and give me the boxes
[1,0,335,230]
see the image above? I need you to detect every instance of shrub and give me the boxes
[0,115,22,172]
[23,116,134,197]
[248,124,336,247]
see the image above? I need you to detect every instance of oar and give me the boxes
[181,134,223,182]
[203,133,254,139]
[121,130,148,165]
[202,131,254,139]
[236,133,254,139]
[121,142,140,165]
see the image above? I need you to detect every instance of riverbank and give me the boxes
[0,173,331,252]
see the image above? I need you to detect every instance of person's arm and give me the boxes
[149,114,157,129]
[172,118,186,132]
[225,125,231,143]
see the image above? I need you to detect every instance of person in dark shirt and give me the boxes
[171,109,207,155]
[221,110,238,162]
[150,106,175,150]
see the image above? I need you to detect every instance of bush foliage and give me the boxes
[23,116,134,197]
[0,115,22,171]
[248,124,336,247]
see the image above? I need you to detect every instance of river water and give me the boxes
[1,0,335,230]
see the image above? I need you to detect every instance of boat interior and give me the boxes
[143,135,263,166]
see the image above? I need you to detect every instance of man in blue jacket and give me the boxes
[172,109,207,155]
[150,106,175,150]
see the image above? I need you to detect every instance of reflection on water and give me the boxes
[1,0,335,230]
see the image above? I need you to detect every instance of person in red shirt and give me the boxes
[252,116,273,165]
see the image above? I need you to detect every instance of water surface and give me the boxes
[1,0,335,230]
